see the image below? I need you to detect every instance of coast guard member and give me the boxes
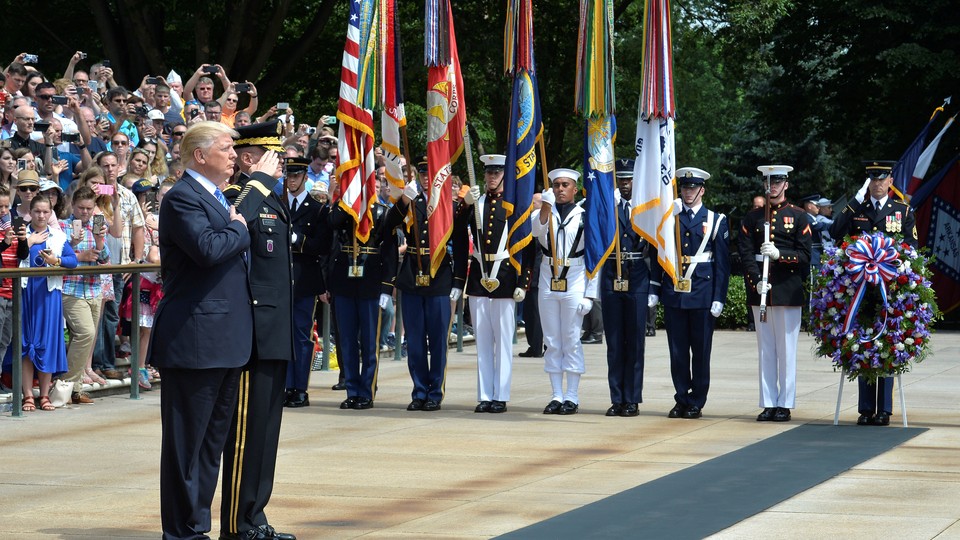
[600,159,652,417]
[385,156,467,412]
[454,153,530,413]
[533,168,597,416]
[738,165,811,423]
[283,156,331,408]
[650,167,730,419]
[829,160,917,426]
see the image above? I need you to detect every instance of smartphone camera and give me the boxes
[16,159,26,171]
[307,127,316,135]
[52,95,69,105]
[101,59,111,68]
[190,109,200,119]
[146,76,163,85]
[276,102,290,111]
[134,106,149,117]
[235,83,251,93]
[203,65,219,74]
[62,133,80,143]
[23,54,38,64]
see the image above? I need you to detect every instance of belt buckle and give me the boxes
[550,278,567,292]
[613,278,629,292]
[480,277,500,292]
[415,273,431,287]
[348,265,365,278]
[674,278,691,293]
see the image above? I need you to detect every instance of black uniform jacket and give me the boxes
[385,194,467,295]
[327,201,397,300]
[453,192,532,299]
[738,201,812,307]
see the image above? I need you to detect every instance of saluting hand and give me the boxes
[250,150,282,179]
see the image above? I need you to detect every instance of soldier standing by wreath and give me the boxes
[738,165,811,423]
[829,160,917,426]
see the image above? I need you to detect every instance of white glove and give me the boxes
[710,301,723,318]
[613,188,622,204]
[540,188,556,207]
[648,294,659,308]
[576,298,593,315]
[291,232,298,244]
[449,288,463,302]
[756,282,772,295]
[671,199,683,216]
[403,180,419,201]
[464,185,481,206]
[854,177,870,204]
[513,287,526,303]
[760,241,780,260]
[388,182,403,200]
[378,294,390,309]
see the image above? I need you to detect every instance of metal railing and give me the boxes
[1,263,161,418]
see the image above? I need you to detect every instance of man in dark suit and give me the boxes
[219,121,296,540]
[601,159,653,417]
[282,156,330,408]
[148,121,267,540]
[651,167,731,420]
[830,160,917,426]
[384,157,467,411]
[738,165,811,423]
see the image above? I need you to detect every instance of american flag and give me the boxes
[335,0,378,242]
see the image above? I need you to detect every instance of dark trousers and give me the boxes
[859,376,894,414]
[601,290,647,404]
[93,298,118,370]
[221,358,287,536]
[402,292,451,402]
[664,306,714,408]
[286,295,317,391]
[159,367,241,540]
[334,296,380,400]
[523,287,543,351]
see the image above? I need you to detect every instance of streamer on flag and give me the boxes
[378,0,407,202]
[335,0,378,242]
[503,0,543,273]
[631,0,679,286]
[576,0,617,278]
[424,0,466,277]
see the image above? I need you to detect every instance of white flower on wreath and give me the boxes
[852,344,860,352]
[905,337,915,345]
[895,343,905,351]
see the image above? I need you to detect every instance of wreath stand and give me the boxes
[833,370,908,427]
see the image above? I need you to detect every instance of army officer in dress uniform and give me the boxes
[385,156,467,412]
[600,159,653,417]
[533,168,598,416]
[650,167,730,420]
[737,165,811,423]
[829,160,917,426]
[283,156,331,409]
[454,153,531,413]
[220,120,298,540]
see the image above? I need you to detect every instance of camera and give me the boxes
[16,159,27,171]
[93,214,105,234]
[62,133,81,143]
[202,65,219,74]
[146,76,163,85]
[276,102,290,111]
[134,106,149,117]
[23,54,38,64]
[12,216,25,232]
[34,121,51,133]
[190,109,200,119]
[323,116,337,125]
[235,83,251,93]
[52,95,68,105]
[101,59,111,68]
[307,127,316,135]
[78,52,87,60]
[88,80,99,92]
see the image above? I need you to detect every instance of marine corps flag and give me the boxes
[503,0,543,272]
[335,0,378,242]
[424,0,466,277]
[631,0,679,286]
[576,0,617,279]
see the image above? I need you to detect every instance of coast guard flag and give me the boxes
[631,116,679,286]
[911,155,960,314]
[583,114,617,278]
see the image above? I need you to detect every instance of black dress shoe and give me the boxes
[475,401,492,413]
[773,407,791,422]
[605,404,622,416]
[645,328,656,337]
[407,398,425,411]
[559,400,579,415]
[682,405,702,419]
[518,347,545,358]
[756,407,776,421]
[620,403,639,417]
[580,334,603,345]
[259,524,296,540]
[668,404,687,418]
[286,391,309,408]
[489,400,507,413]
[872,412,891,426]
[339,397,357,409]
[543,400,563,414]
[351,397,374,410]
[422,400,442,411]
[857,413,873,425]
[331,382,347,391]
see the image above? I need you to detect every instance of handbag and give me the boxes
[48,379,75,408]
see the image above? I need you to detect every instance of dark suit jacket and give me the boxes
[601,202,653,296]
[288,193,331,298]
[148,172,253,369]
[830,196,918,248]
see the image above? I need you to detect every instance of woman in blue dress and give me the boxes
[13,194,78,411]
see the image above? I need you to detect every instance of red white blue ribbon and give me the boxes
[842,235,901,342]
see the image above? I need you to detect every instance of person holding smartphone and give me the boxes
[217,82,259,128]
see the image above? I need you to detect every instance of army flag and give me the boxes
[631,0,679,285]
[424,0,466,277]
[335,0,378,242]
[503,0,543,272]
[379,0,407,202]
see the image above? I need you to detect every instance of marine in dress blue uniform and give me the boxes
[829,160,918,426]
[385,157,468,411]
[738,165,812,423]
[600,159,652,417]
[651,167,731,420]
[282,156,331,408]
[220,121,297,540]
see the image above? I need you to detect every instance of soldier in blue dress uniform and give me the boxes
[829,160,917,426]
[385,156,468,412]
[600,159,652,417]
[650,167,730,420]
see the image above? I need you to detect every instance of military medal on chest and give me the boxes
[783,216,794,230]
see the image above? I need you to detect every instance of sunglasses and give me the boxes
[225,98,238,103]
[112,140,128,146]
[36,94,54,101]
[19,186,38,192]
[173,131,186,136]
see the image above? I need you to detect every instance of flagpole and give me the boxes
[535,134,559,282]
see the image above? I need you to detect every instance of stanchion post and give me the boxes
[321,302,331,370]
[834,370,845,426]
[11,277,22,418]
[130,273,141,399]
